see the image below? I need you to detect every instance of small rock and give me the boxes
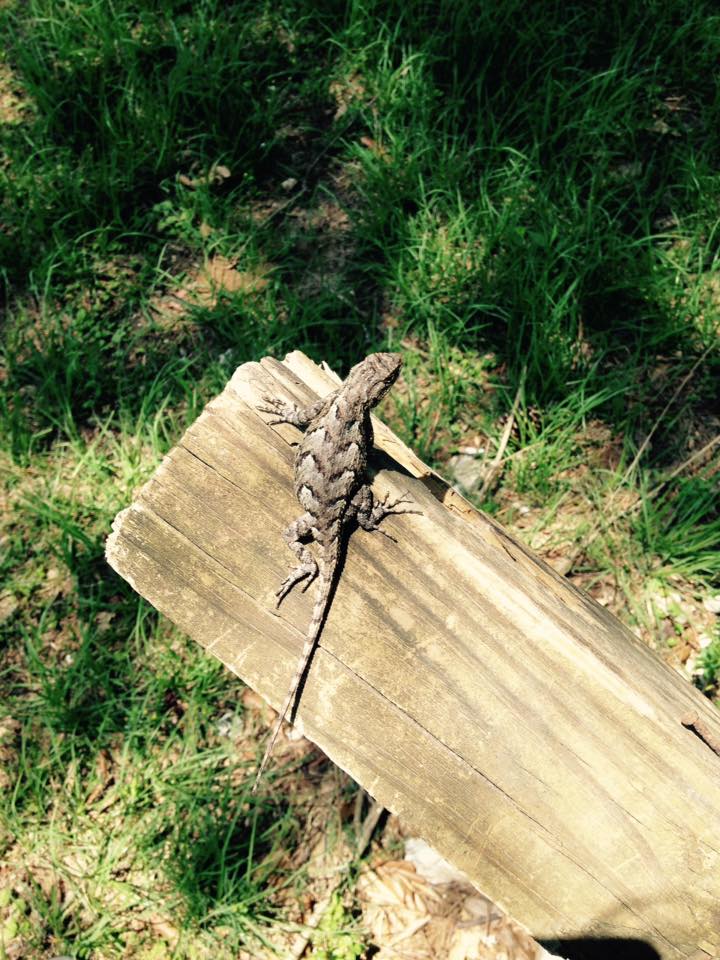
[703,596,720,614]
[216,710,241,738]
[653,591,683,617]
[405,837,468,884]
[546,555,572,576]
[449,453,486,494]
[0,592,18,623]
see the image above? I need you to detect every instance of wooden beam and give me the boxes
[106,352,720,959]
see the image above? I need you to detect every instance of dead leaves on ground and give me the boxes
[357,857,550,960]
[148,255,273,327]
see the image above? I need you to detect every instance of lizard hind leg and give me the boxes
[275,512,319,607]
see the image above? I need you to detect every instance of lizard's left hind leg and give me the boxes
[275,512,319,607]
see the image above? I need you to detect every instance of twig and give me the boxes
[565,347,715,571]
[355,796,384,857]
[568,432,720,566]
[287,794,385,959]
[619,342,714,487]
[477,371,525,501]
[288,892,336,960]
[643,433,720,501]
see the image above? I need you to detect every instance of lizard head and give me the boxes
[346,352,402,408]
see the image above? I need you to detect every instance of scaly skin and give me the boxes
[252,353,419,793]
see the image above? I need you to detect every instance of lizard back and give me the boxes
[294,391,372,533]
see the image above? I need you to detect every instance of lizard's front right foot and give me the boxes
[370,491,422,525]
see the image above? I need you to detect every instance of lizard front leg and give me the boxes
[257,394,333,429]
[275,512,319,606]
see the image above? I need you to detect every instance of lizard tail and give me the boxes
[251,545,338,794]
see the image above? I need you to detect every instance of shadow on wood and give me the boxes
[542,939,661,960]
[106,352,720,960]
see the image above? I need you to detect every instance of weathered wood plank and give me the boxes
[106,352,720,959]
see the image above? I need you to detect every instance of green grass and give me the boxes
[2,0,720,954]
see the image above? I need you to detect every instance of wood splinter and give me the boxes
[681,711,720,758]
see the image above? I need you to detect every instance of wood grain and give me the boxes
[106,352,720,959]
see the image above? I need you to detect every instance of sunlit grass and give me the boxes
[1,0,719,954]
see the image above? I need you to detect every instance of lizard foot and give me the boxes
[275,560,318,607]
[371,490,423,524]
[257,395,300,426]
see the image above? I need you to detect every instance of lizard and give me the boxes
[252,352,419,793]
